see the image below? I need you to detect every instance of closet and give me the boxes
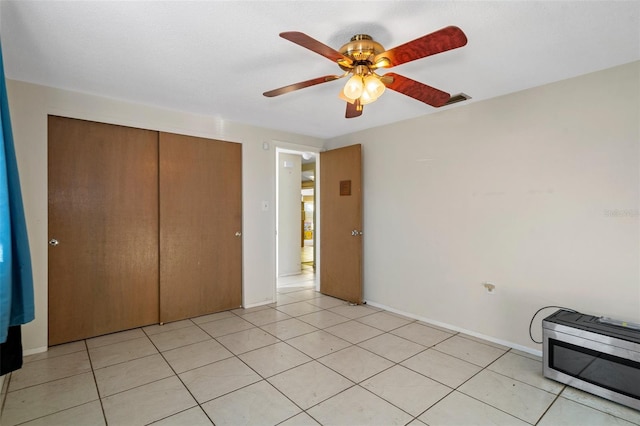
[47,116,242,345]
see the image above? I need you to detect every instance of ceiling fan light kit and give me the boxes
[341,66,387,109]
[263,26,469,118]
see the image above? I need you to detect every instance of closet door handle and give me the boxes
[49,238,60,246]
[235,232,242,237]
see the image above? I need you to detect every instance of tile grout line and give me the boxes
[204,290,418,424]
[8,341,106,426]
[85,339,109,426]
[533,385,568,426]
[144,328,216,426]
[239,292,451,425]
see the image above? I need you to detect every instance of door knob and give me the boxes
[49,238,59,246]
[351,230,363,236]
[235,231,242,237]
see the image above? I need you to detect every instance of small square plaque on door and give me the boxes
[340,180,351,196]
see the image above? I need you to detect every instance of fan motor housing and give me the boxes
[339,34,385,70]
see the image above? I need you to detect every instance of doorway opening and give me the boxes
[276,148,318,290]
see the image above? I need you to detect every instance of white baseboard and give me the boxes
[364,300,543,358]
[243,300,274,310]
[24,346,48,357]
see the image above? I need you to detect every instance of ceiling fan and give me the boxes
[263,26,469,118]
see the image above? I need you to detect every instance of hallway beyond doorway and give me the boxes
[301,241,314,270]
[277,269,316,289]
[277,242,316,289]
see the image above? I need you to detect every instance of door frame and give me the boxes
[274,144,322,293]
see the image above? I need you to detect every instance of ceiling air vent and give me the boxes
[445,93,471,106]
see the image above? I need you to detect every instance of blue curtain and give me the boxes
[0,39,35,344]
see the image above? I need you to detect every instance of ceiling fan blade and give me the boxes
[280,32,353,67]
[345,99,362,118]
[263,75,342,97]
[383,73,450,107]
[373,26,467,68]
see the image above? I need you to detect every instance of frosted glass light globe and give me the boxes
[363,74,385,100]
[343,75,364,100]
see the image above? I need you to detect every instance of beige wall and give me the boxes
[327,61,640,352]
[8,62,639,354]
[6,80,324,352]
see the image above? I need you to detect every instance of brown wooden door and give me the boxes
[159,133,242,323]
[48,116,159,345]
[320,144,363,303]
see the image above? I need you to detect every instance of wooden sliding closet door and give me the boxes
[48,116,159,345]
[159,133,242,323]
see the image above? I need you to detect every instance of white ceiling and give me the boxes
[2,1,639,139]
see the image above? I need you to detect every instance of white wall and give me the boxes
[326,61,640,351]
[277,153,302,277]
[6,80,324,353]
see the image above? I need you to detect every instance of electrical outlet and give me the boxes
[482,282,496,294]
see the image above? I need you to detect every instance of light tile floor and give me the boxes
[2,272,640,425]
